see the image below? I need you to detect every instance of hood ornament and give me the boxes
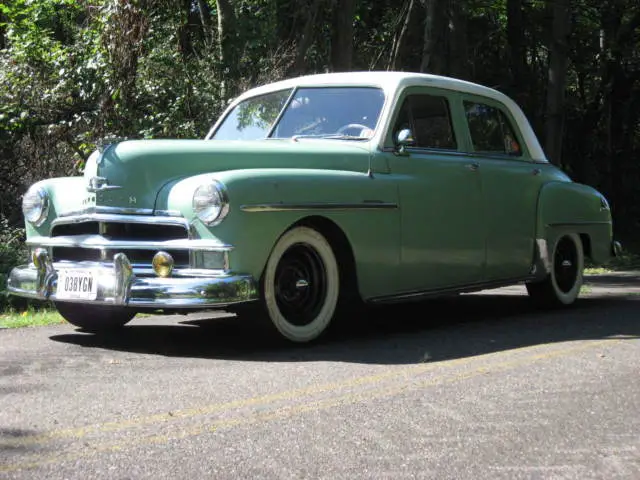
[87,176,122,193]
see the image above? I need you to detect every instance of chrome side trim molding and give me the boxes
[545,221,612,227]
[240,201,398,212]
[27,235,233,252]
[367,275,536,304]
[52,213,189,230]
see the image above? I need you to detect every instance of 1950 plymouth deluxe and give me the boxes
[9,72,619,342]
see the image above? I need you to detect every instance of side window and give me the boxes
[464,101,522,156]
[393,94,457,150]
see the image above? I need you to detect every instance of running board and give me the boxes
[367,276,536,305]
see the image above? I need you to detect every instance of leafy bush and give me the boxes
[0,216,29,311]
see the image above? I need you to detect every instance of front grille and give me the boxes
[50,219,190,268]
[51,247,190,266]
[52,222,187,241]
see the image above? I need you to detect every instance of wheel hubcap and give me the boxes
[554,237,578,294]
[274,243,327,326]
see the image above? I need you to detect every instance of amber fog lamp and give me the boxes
[152,251,174,277]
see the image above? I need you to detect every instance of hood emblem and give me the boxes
[87,176,122,193]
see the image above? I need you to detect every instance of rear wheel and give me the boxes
[526,233,584,307]
[261,226,340,343]
[55,302,135,331]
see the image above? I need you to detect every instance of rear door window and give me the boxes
[464,101,522,156]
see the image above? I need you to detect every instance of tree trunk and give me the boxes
[506,0,528,104]
[197,0,211,28]
[292,0,322,74]
[215,0,238,101]
[419,0,443,74]
[0,11,5,50]
[544,0,570,166]
[389,0,416,70]
[330,0,356,72]
[447,0,467,79]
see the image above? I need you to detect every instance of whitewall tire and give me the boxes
[261,226,340,343]
[526,233,584,306]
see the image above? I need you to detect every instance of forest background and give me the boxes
[1,0,639,309]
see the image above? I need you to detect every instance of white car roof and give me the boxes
[221,72,548,161]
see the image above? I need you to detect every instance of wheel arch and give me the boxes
[283,215,361,302]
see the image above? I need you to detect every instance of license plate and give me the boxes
[56,270,98,300]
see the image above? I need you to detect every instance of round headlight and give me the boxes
[192,179,229,225]
[22,185,49,226]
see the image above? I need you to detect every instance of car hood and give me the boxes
[85,139,371,212]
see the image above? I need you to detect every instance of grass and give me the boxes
[0,309,65,329]
[585,249,640,275]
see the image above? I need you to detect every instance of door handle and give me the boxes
[465,162,479,172]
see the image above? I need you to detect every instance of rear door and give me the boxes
[461,95,545,280]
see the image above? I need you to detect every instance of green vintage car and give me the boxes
[9,72,620,342]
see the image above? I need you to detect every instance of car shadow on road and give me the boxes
[49,285,640,365]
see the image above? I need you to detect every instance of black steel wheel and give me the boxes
[526,233,584,307]
[262,227,339,343]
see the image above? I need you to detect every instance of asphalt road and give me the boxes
[1,272,639,479]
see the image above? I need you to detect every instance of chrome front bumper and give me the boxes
[8,250,258,308]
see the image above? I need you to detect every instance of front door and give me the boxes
[381,90,485,293]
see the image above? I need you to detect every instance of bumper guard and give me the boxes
[8,250,258,308]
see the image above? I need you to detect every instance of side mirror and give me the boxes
[394,128,415,155]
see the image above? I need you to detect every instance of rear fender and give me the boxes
[533,182,613,276]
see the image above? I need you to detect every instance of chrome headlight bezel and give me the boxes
[192,179,229,226]
[22,185,50,226]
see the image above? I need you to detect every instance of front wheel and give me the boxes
[526,233,584,307]
[55,302,136,331]
[261,226,340,343]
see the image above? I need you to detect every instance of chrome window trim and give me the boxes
[240,201,398,212]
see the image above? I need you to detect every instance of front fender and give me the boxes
[535,181,613,265]
[22,177,87,238]
[156,169,401,299]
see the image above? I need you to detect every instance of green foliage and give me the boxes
[0,216,27,311]
[0,308,64,328]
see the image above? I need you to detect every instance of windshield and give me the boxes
[211,87,385,141]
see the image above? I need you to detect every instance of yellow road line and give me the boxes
[0,338,620,473]
[1,345,490,447]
